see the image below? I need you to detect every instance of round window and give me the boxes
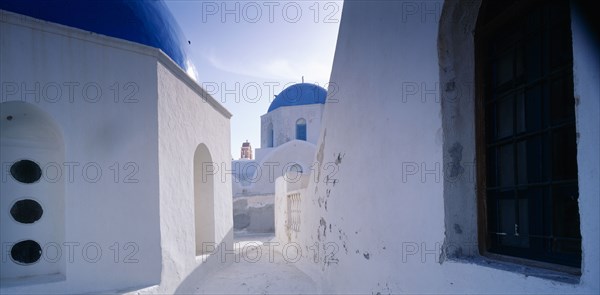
[11,240,42,264]
[10,199,43,224]
[10,160,42,183]
[289,164,303,174]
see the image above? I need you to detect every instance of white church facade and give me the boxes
[232,83,326,233]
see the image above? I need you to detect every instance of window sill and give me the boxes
[447,253,581,284]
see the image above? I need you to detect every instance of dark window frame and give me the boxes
[475,0,581,274]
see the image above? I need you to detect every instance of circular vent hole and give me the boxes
[11,240,42,265]
[10,199,43,224]
[10,160,42,184]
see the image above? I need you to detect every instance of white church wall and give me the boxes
[249,140,316,196]
[274,177,289,244]
[1,10,234,294]
[232,140,315,233]
[274,174,310,244]
[254,147,273,162]
[274,1,599,294]
[155,58,233,293]
[1,11,161,293]
[233,194,275,233]
[231,159,259,196]
[260,104,324,148]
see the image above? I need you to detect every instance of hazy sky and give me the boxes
[165,1,342,158]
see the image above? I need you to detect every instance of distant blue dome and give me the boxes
[268,83,327,112]
[0,0,192,73]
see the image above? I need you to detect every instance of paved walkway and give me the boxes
[189,234,318,294]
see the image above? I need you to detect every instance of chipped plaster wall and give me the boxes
[275,1,599,294]
[438,0,481,260]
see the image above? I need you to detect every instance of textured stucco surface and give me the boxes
[1,10,232,294]
[260,104,324,149]
[274,1,600,294]
[1,11,161,293]
[154,56,232,294]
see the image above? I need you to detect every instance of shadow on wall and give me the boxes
[175,228,234,293]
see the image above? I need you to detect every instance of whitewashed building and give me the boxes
[0,1,232,293]
[233,83,326,233]
[275,0,599,294]
[2,0,598,294]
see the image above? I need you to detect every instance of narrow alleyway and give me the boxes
[184,234,318,294]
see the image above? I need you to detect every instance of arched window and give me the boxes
[194,143,215,256]
[267,122,274,147]
[296,118,306,141]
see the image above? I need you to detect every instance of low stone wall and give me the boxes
[233,194,275,233]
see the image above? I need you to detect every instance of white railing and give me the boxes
[275,174,309,242]
[286,192,301,232]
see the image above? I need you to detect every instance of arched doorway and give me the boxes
[193,143,215,255]
[0,101,65,280]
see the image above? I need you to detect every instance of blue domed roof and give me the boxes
[0,0,192,74]
[268,83,327,112]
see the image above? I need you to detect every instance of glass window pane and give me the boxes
[550,25,572,69]
[498,198,530,248]
[525,34,542,81]
[497,96,514,138]
[551,77,575,124]
[499,144,514,187]
[552,126,578,180]
[495,53,514,86]
[517,198,530,248]
[524,187,544,237]
[525,85,542,132]
[487,147,498,187]
[516,92,526,133]
[517,141,528,184]
[552,184,581,254]
[525,135,543,183]
[486,102,497,141]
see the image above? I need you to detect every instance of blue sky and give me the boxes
[165,1,342,159]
